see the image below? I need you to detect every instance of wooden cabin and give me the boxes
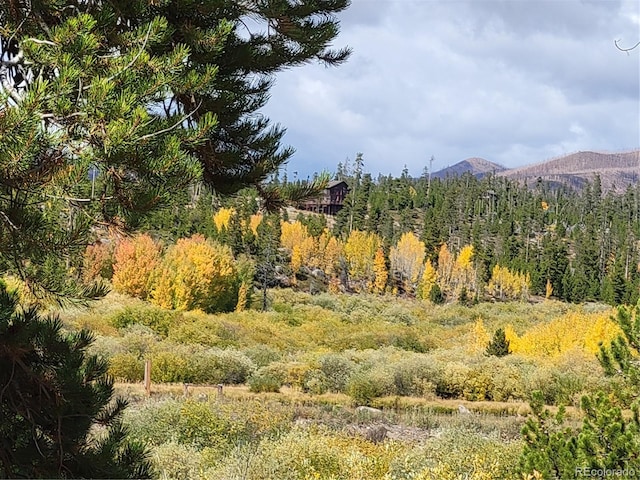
[299,180,349,215]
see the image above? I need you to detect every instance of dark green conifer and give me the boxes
[0,284,151,478]
[485,327,511,357]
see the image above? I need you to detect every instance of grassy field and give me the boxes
[56,289,619,479]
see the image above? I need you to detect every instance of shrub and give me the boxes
[152,442,207,480]
[346,368,394,406]
[151,234,239,313]
[302,369,329,395]
[528,365,587,406]
[248,364,286,393]
[111,305,177,337]
[243,344,282,368]
[120,324,160,359]
[112,234,161,299]
[390,429,521,480]
[191,348,256,384]
[462,365,494,401]
[213,427,403,480]
[435,362,469,399]
[391,355,438,397]
[318,353,356,392]
[150,350,193,383]
[108,353,144,382]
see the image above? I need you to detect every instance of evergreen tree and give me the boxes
[2,0,350,196]
[0,284,150,478]
[519,392,579,479]
[485,327,511,357]
[429,283,445,304]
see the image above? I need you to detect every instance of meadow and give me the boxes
[55,289,623,479]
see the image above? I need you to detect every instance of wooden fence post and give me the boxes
[144,359,152,396]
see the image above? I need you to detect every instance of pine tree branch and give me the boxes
[135,100,202,142]
[0,209,18,230]
[86,23,153,90]
[22,38,57,47]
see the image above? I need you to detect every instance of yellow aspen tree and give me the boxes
[372,247,388,294]
[320,233,343,278]
[112,234,161,299]
[344,230,380,291]
[471,318,490,353]
[436,243,454,295]
[235,283,249,312]
[248,214,263,236]
[213,207,235,232]
[487,265,530,300]
[290,245,303,283]
[545,279,553,299]
[418,258,437,300]
[299,235,320,269]
[389,232,426,294]
[504,324,521,353]
[280,220,310,253]
[151,235,238,313]
[452,244,474,297]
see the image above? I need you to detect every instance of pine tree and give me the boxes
[485,327,511,357]
[0,284,151,478]
[519,392,579,479]
[2,0,350,196]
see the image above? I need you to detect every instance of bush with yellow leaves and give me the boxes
[151,234,239,313]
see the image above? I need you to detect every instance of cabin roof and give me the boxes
[327,180,348,189]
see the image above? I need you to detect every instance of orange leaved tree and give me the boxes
[112,234,161,299]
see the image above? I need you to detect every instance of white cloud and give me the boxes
[262,0,640,177]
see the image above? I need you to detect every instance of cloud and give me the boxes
[262,0,640,177]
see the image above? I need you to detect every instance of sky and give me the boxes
[260,0,640,179]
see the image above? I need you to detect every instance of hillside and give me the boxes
[432,157,506,179]
[432,150,639,191]
[499,150,640,191]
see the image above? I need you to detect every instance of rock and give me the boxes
[310,268,326,279]
[355,406,383,416]
[458,404,471,415]
[364,425,387,443]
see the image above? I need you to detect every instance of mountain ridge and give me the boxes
[431,150,640,190]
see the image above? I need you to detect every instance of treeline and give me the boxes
[82,163,640,307]
[329,164,640,305]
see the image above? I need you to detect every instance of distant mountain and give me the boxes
[431,150,640,191]
[432,157,506,179]
[498,150,640,191]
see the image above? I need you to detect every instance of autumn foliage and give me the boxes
[505,310,621,358]
[213,207,236,232]
[82,241,114,283]
[112,234,161,299]
[151,235,238,313]
[343,230,381,292]
[389,232,425,293]
[487,265,530,300]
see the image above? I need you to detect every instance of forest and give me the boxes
[113,159,640,309]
